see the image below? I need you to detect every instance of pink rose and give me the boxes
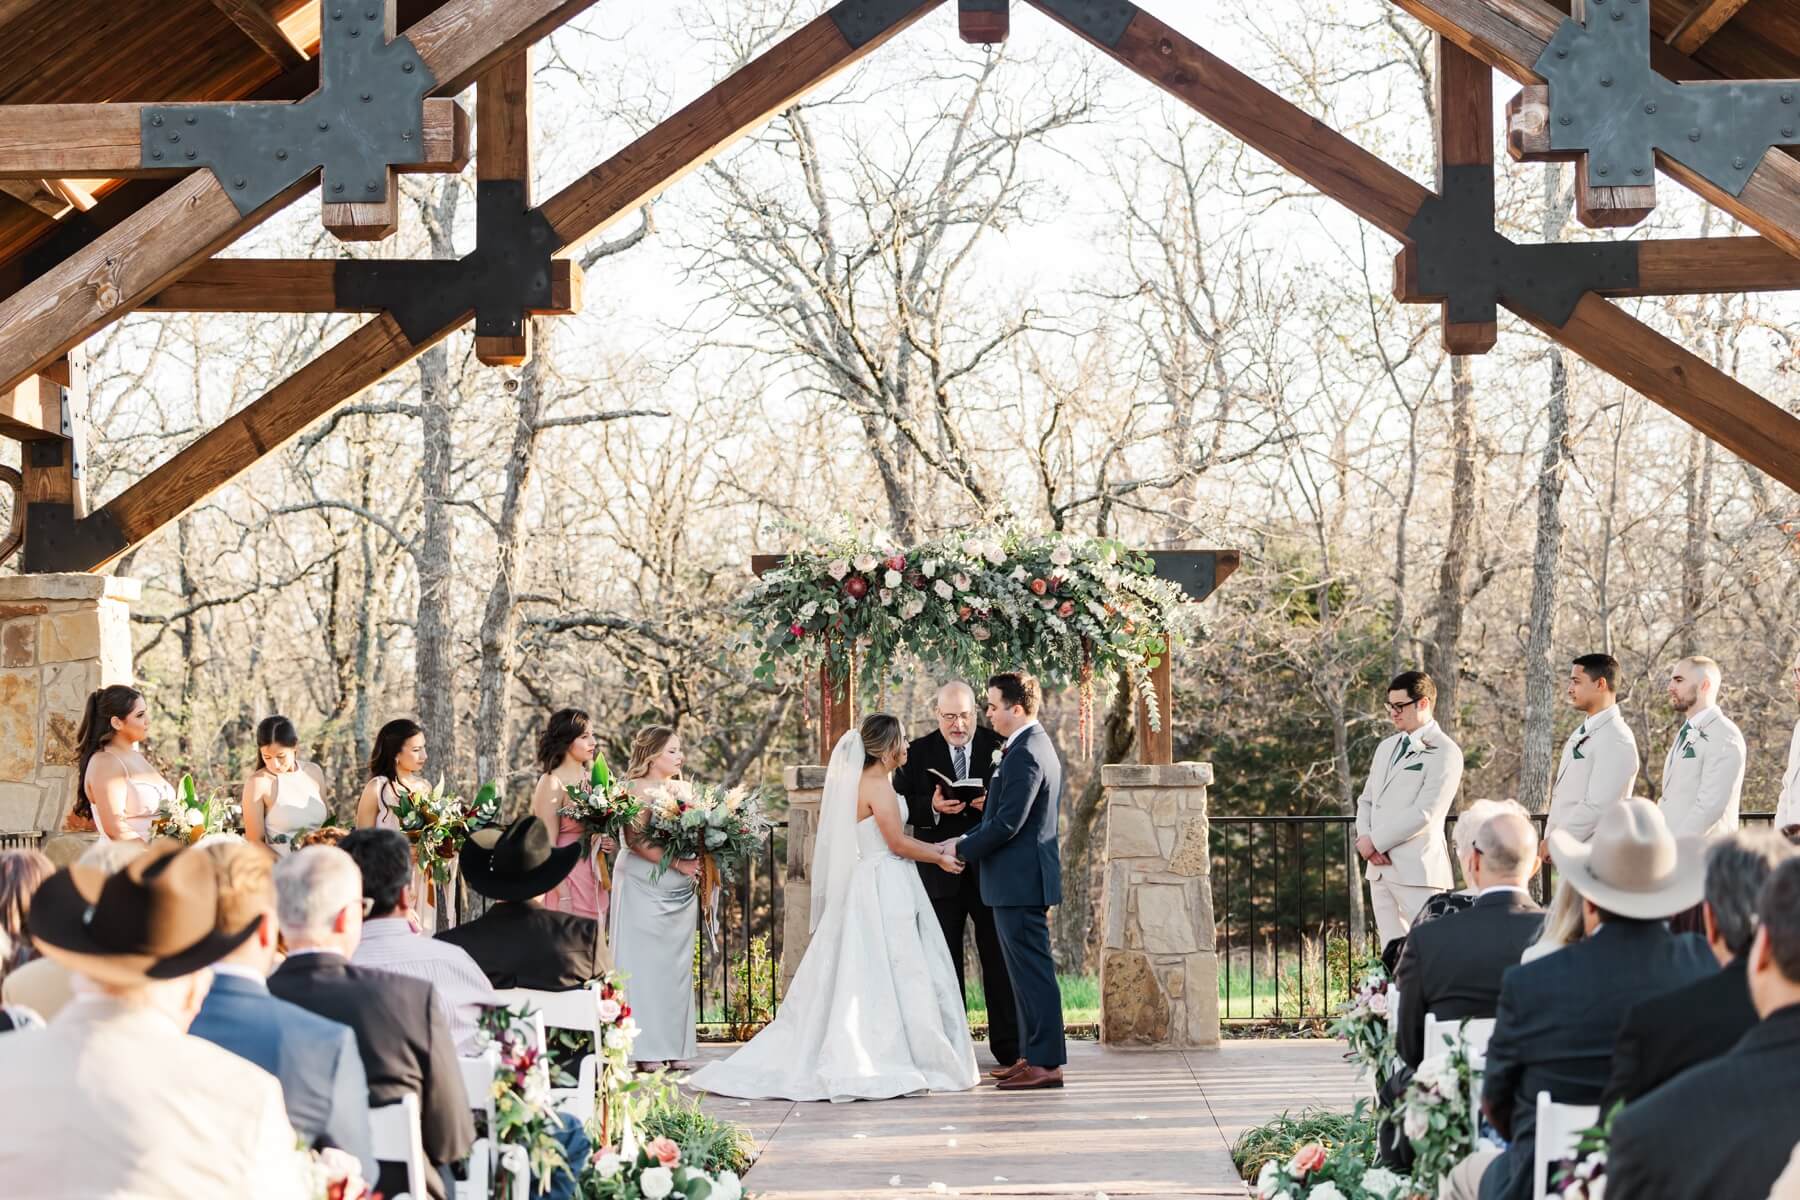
[1289,1143,1327,1176]
[647,1136,681,1168]
[1029,578,1048,596]
[789,623,806,639]
[884,554,906,572]
[1058,600,1075,618]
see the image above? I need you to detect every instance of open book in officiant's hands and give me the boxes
[926,769,986,803]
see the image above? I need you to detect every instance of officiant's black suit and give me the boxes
[893,723,1019,1065]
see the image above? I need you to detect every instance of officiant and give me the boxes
[893,681,1019,1069]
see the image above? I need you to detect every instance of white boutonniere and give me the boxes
[991,749,1004,768]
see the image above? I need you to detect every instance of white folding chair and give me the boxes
[457,1049,497,1200]
[370,1093,427,1200]
[1532,1091,1599,1200]
[496,986,598,1123]
[1422,1014,1498,1135]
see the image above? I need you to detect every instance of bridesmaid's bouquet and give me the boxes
[389,778,503,891]
[150,774,239,843]
[641,780,772,883]
[560,753,643,841]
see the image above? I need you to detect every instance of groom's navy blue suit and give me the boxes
[954,721,1066,1069]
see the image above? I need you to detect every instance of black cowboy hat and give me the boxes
[29,841,260,987]
[459,816,581,902]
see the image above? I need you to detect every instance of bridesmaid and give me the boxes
[529,707,618,924]
[611,724,700,1072]
[241,715,328,856]
[75,686,174,843]
[355,718,436,931]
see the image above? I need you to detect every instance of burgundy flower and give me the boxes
[845,576,869,599]
[789,623,806,638]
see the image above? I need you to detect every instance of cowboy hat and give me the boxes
[459,816,581,902]
[1547,797,1706,920]
[29,840,259,987]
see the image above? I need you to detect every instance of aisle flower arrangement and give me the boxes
[1328,968,1399,1088]
[592,971,643,1153]
[149,774,238,843]
[738,526,1199,743]
[303,1145,377,1200]
[1545,1106,1615,1200]
[1400,1042,1480,1190]
[389,777,502,893]
[477,1004,572,1194]
[1251,1139,1407,1200]
[581,1138,746,1200]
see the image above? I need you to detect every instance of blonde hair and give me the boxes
[1531,878,1585,956]
[626,725,678,781]
[204,841,275,935]
[859,713,905,767]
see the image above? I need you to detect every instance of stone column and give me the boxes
[778,764,826,994]
[0,575,139,863]
[1098,762,1219,1049]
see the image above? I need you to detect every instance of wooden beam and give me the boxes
[0,375,63,441]
[49,1,936,571]
[142,255,581,314]
[1506,84,1658,226]
[0,105,169,179]
[1436,37,1498,354]
[1019,3,1431,242]
[1629,236,1800,293]
[475,48,534,366]
[0,0,567,400]
[1391,0,1800,251]
[211,0,311,70]
[0,181,72,219]
[1667,0,1751,55]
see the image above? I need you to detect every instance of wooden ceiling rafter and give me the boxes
[1667,0,1752,55]
[210,0,311,70]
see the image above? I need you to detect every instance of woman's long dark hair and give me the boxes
[536,708,591,775]
[367,718,424,786]
[74,685,143,818]
[256,714,299,749]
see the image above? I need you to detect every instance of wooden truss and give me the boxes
[0,0,1797,578]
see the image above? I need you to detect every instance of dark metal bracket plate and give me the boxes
[22,501,126,575]
[1536,0,1800,196]
[140,6,436,215]
[1406,165,1640,327]
[1032,0,1139,48]
[334,180,559,340]
[829,0,934,49]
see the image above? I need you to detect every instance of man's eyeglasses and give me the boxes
[1384,698,1421,716]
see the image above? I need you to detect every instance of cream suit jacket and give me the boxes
[0,993,307,1198]
[1355,719,1461,889]
[1546,704,1640,842]
[1776,718,1800,831]
[1659,704,1745,838]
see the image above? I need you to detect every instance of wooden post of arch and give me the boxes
[1137,549,1240,765]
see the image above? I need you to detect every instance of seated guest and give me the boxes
[269,846,473,1200]
[1607,857,1800,1200]
[188,841,375,1182]
[438,816,603,990]
[1519,877,1584,964]
[1394,808,1544,1070]
[2,838,145,1020]
[340,827,497,1052]
[0,843,304,1196]
[1602,829,1792,1108]
[0,848,52,985]
[1442,799,1713,1200]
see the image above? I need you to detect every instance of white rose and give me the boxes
[605,1026,631,1050]
[183,807,205,828]
[923,558,939,577]
[798,601,818,620]
[902,598,925,620]
[879,588,894,606]
[1308,1184,1344,1200]
[709,1171,743,1200]
[1403,1102,1430,1141]
[953,573,971,591]
[1360,1167,1405,1199]
[1255,1162,1280,1198]
[971,625,991,641]
[1367,991,1388,1016]
[984,543,1006,565]
[593,1152,622,1179]
[596,996,622,1023]
[1010,566,1027,582]
[1050,543,1073,566]
[933,580,954,601]
[854,554,878,573]
[884,569,902,588]
[640,1166,675,1200]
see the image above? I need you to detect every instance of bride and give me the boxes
[688,713,979,1101]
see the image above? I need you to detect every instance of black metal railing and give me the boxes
[694,821,786,1037]
[1212,810,1777,1024]
[0,831,45,852]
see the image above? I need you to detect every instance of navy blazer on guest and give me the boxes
[955,722,1062,908]
[189,971,376,1183]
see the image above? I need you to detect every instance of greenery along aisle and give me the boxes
[740,527,1200,740]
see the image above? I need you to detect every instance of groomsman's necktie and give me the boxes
[1675,720,1692,754]
[953,744,967,780]
[1391,735,1411,766]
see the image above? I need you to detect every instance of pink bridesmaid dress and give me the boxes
[546,815,609,922]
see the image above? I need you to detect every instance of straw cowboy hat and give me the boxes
[28,841,259,987]
[459,816,581,903]
[1547,797,1706,920]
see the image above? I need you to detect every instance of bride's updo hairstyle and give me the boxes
[626,725,678,780]
[859,713,905,768]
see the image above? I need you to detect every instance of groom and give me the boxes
[953,670,1067,1090]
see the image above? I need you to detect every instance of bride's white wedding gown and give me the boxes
[687,783,978,1102]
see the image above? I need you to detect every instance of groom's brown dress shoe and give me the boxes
[996,1066,1063,1090]
[989,1058,1027,1080]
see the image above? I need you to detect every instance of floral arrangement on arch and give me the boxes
[476,1004,572,1193]
[738,526,1200,746]
[1401,1040,1481,1191]
[149,774,239,843]
[1328,968,1400,1090]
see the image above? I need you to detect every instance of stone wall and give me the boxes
[1098,762,1219,1048]
[778,764,827,994]
[0,574,139,839]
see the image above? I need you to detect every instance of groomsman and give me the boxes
[892,681,1018,1070]
[1546,653,1640,845]
[1660,655,1746,838]
[1778,647,1800,840]
[1356,671,1464,948]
